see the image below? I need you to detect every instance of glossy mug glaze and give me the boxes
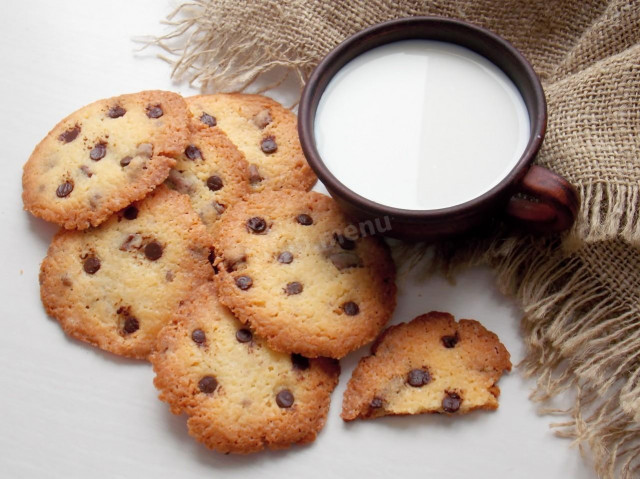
[298,17,579,241]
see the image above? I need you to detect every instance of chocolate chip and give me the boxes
[342,301,360,316]
[120,233,142,251]
[166,169,194,194]
[407,368,431,387]
[108,105,126,118]
[83,256,101,274]
[123,206,138,220]
[120,156,132,167]
[200,112,216,127]
[213,202,226,214]
[442,392,462,413]
[144,241,163,261]
[252,109,272,129]
[370,397,384,409]
[296,214,313,225]
[198,375,218,394]
[224,255,246,272]
[276,389,294,408]
[191,328,206,345]
[236,328,253,343]
[246,216,267,234]
[441,332,459,348]
[56,181,74,198]
[277,251,293,264]
[136,143,153,158]
[123,316,139,334]
[89,194,100,210]
[206,175,223,191]
[79,165,93,177]
[235,275,253,290]
[90,142,107,161]
[248,164,262,184]
[334,233,356,250]
[185,145,202,160]
[329,252,362,270]
[146,104,163,118]
[291,353,309,370]
[260,136,277,154]
[58,125,80,143]
[285,282,303,295]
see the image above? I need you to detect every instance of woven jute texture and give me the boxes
[149,1,640,476]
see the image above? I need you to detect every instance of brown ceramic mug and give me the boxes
[298,16,579,241]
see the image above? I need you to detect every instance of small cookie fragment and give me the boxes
[213,190,397,359]
[186,93,316,193]
[341,312,511,421]
[165,126,250,238]
[151,283,340,454]
[23,90,190,229]
[39,186,212,359]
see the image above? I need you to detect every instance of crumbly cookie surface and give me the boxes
[341,311,512,421]
[39,186,213,359]
[151,282,340,454]
[186,93,316,193]
[23,90,190,229]
[213,189,397,359]
[165,123,250,239]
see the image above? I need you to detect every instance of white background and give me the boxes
[0,1,595,478]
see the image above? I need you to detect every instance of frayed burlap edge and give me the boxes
[139,1,315,93]
[571,182,640,248]
[396,236,640,478]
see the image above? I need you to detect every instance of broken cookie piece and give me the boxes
[341,311,511,421]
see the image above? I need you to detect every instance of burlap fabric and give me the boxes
[148,1,640,476]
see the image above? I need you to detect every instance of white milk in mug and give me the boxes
[314,40,531,210]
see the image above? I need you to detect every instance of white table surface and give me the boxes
[0,1,595,478]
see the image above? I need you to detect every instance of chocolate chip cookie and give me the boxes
[212,189,397,359]
[186,93,316,193]
[165,124,250,238]
[39,186,213,359]
[341,311,512,421]
[151,282,340,454]
[23,90,190,229]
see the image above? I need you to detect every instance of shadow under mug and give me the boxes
[298,16,579,241]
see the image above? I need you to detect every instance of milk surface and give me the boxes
[314,40,531,210]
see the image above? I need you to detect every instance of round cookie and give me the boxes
[151,282,340,454]
[23,90,190,229]
[165,125,250,239]
[341,311,512,421]
[186,93,316,193]
[212,190,397,359]
[39,186,213,359]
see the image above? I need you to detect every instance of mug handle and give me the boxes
[505,165,579,233]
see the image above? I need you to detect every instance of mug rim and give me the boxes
[298,16,547,221]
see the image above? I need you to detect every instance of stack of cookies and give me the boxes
[23,90,510,455]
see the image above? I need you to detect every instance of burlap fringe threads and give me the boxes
[577,182,640,247]
[142,1,315,93]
